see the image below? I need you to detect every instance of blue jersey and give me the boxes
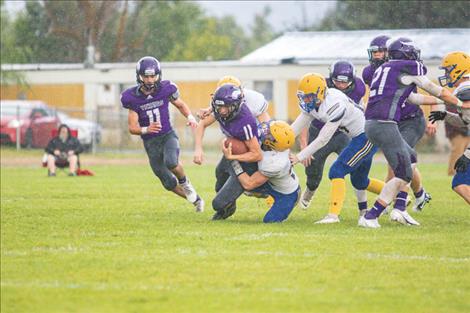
[365,60,427,122]
[121,80,179,140]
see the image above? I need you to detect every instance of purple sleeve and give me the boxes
[362,65,373,86]
[120,90,134,111]
[402,60,427,76]
[356,77,366,99]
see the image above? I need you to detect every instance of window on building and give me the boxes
[253,81,273,101]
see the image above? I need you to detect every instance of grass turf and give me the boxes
[1,157,469,313]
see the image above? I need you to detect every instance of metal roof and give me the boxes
[241,28,470,64]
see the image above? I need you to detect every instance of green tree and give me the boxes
[318,0,470,30]
[248,6,277,52]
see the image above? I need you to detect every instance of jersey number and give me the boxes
[369,67,391,97]
[146,108,161,123]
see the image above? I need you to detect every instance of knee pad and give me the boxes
[351,176,369,191]
[328,161,348,180]
[164,159,178,170]
[161,175,177,191]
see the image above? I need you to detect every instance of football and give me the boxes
[224,137,248,155]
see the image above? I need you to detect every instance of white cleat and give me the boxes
[390,209,420,226]
[314,214,340,224]
[299,188,315,210]
[181,179,198,203]
[412,192,431,212]
[358,216,381,228]
[193,197,204,213]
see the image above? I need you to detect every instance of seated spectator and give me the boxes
[45,124,83,176]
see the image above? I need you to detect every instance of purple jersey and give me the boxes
[365,60,427,122]
[400,86,423,120]
[362,64,376,87]
[121,80,179,140]
[217,103,258,142]
[364,64,422,120]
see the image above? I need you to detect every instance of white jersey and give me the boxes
[309,88,365,138]
[258,149,299,194]
[244,88,269,118]
[449,80,470,158]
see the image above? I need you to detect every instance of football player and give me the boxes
[193,84,263,220]
[359,39,469,228]
[225,121,300,222]
[121,56,204,212]
[299,61,366,211]
[363,36,435,214]
[429,51,470,204]
[290,73,385,224]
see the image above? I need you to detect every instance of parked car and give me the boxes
[0,100,60,148]
[56,111,102,150]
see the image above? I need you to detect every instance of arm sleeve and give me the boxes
[297,119,341,162]
[71,138,84,154]
[400,75,443,97]
[291,112,314,136]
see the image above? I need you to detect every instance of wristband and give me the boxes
[456,99,463,107]
[230,160,244,176]
[141,127,148,134]
[187,114,197,124]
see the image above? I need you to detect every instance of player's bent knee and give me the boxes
[161,177,177,191]
[351,177,369,191]
[328,162,348,180]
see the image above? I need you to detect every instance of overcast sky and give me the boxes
[4,1,336,33]
[198,1,336,32]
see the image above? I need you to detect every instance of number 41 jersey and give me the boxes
[365,60,427,122]
[121,80,179,139]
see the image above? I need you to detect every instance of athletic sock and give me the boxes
[414,188,424,200]
[366,178,385,195]
[329,178,346,216]
[365,201,386,219]
[358,201,368,211]
[394,191,408,212]
[178,176,187,185]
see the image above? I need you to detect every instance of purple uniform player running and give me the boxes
[363,35,433,212]
[121,56,204,212]
[359,38,465,228]
[194,84,263,220]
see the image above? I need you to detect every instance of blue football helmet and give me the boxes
[136,56,162,91]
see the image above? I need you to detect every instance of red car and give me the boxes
[1,100,61,148]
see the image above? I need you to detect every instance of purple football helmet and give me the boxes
[329,60,355,86]
[388,37,421,61]
[136,56,162,91]
[367,35,390,66]
[211,84,244,122]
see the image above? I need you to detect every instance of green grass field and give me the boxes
[1,151,469,313]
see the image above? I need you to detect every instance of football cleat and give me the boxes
[212,202,237,221]
[181,179,198,203]
[390,209,420,226]
[358,216,381,228]
[193,197,204,213]
[314,214,340,224]
[412,192,431,212]
[299,188,315,210]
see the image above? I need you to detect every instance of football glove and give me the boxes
[454,155,470,173]
[428,111,447,124]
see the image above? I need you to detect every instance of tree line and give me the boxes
[1,0,468,68]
